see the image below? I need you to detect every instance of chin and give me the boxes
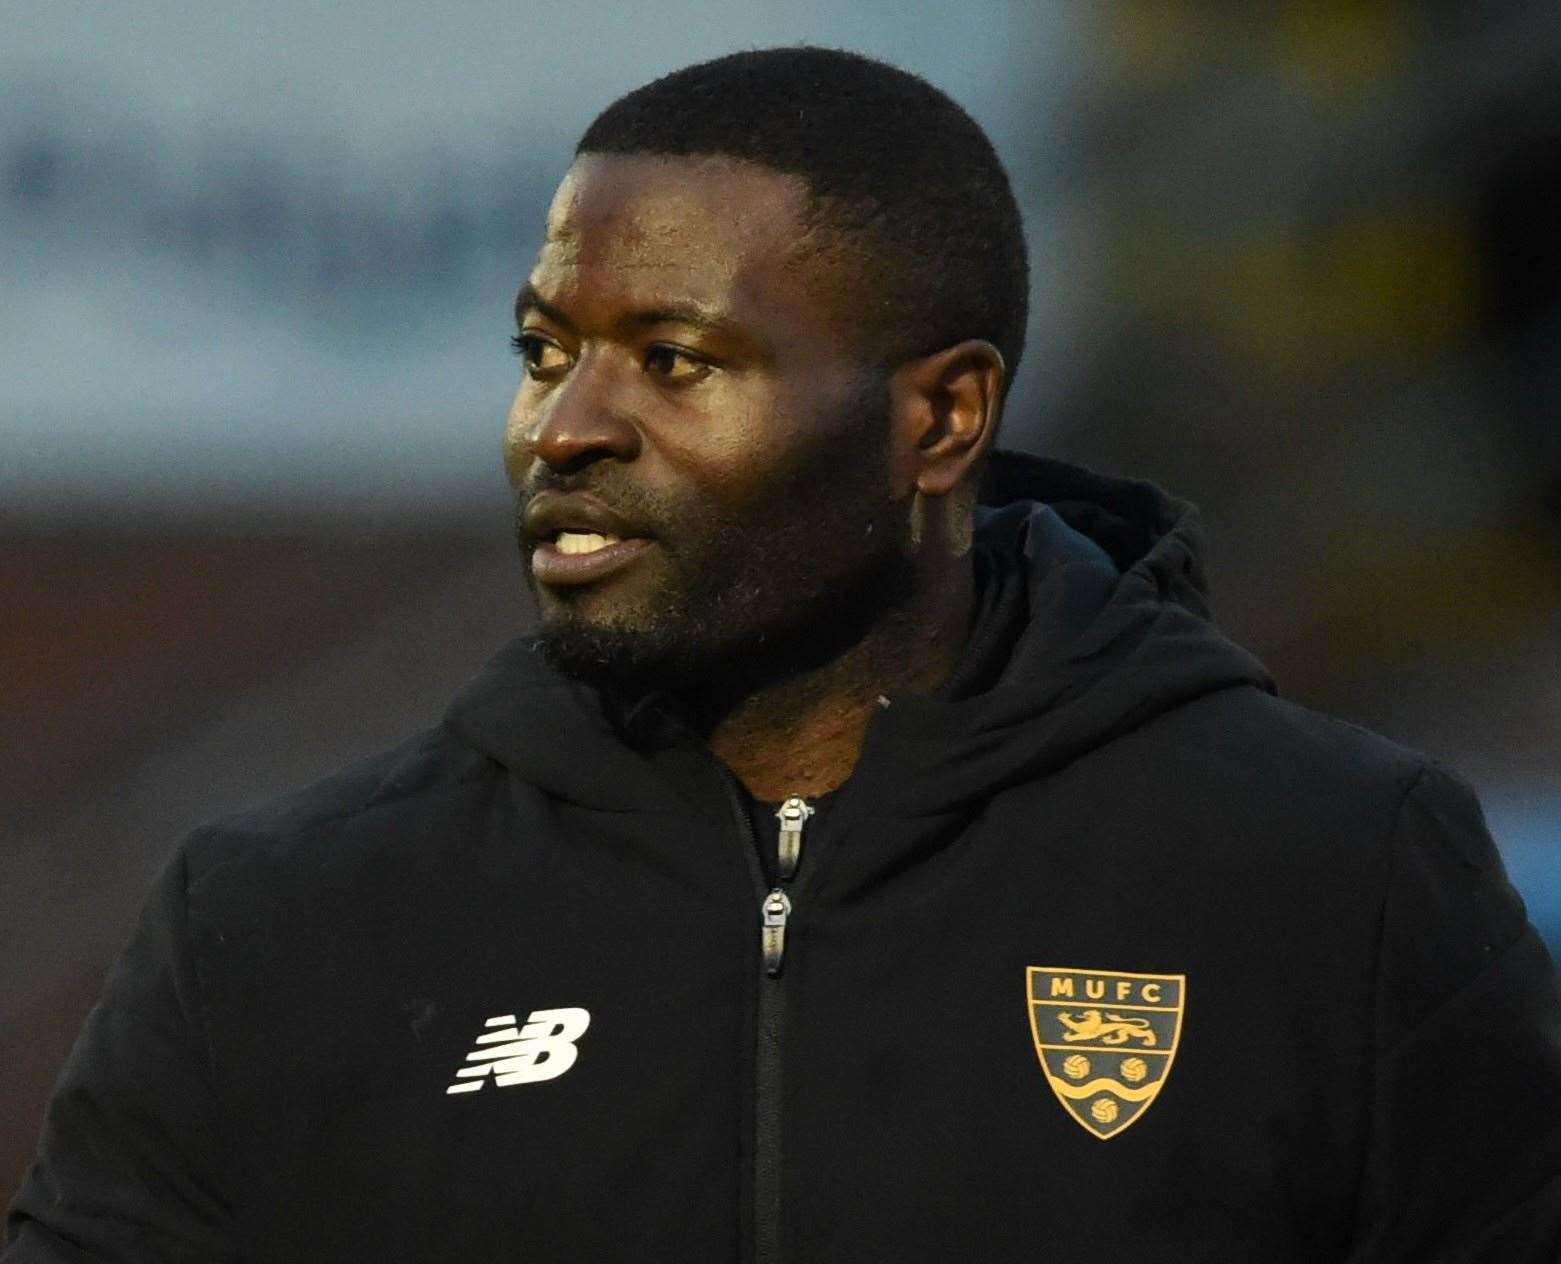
[532,615,702,694]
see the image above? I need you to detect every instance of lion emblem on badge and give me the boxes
[1057,1009,1158,1047]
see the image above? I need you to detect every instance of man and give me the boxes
[8,46,1561,1263]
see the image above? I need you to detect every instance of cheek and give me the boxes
[502,390,534,484]
[648,383,790,500]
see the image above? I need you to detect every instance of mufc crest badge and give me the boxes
[1026,966,1185,1140]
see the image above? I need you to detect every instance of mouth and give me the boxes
[531,532,653,586]
[550,530,628,556]
[522,491,656,587]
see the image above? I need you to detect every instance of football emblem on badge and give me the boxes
[1026,966,1185,1140]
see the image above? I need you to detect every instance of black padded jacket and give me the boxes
[9,452,1561,1262]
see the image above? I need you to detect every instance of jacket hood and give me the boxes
[444,450,1274,816]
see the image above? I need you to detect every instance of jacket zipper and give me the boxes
[721,775,813,1264]
[764,796,813,974]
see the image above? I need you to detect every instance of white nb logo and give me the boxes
[445,1007,591,1095]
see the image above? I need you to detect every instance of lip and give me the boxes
[522,490,646,546]
[521,490,657,588]
[530,536,653,586]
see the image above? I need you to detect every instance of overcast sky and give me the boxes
[4,1,1082,516]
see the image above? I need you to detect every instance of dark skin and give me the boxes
[504,153,1005,800]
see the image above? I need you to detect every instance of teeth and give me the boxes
[555,531,621,555]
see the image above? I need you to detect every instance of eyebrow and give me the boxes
[514,284,574,333]
[514,283,750,343]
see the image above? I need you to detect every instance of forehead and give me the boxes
[530,154,836,330]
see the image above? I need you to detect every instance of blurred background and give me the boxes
[4,0,1558,1191]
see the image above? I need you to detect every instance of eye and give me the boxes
[510,332,571,380]
[643,344,713,385]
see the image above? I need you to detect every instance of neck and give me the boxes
[702,556,975,801]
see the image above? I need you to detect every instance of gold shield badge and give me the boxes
[1026,966,1185,1140]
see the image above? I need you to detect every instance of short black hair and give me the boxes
[577,47,1029,384]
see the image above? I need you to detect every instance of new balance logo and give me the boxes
[445,1007,591,1095]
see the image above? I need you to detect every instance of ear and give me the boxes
[888,340,1005,498]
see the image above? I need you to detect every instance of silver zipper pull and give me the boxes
[761,888,792,977]
[775,796,814,883]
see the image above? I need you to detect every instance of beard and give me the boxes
[516,380,918,705]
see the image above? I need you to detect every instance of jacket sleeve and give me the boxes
[3,847,236,1263]
[1347,764,1561,1262]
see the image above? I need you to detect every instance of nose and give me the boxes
[507,354,642,480]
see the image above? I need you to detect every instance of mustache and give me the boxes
[513,469,670,548]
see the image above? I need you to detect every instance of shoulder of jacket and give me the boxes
[175,722,501,883]
[1157,685,1431,793]
[1104,686,1452,878]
